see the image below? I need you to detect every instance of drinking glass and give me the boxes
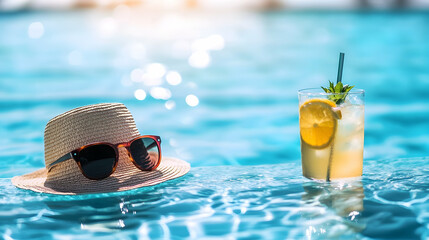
[298,88,365,180]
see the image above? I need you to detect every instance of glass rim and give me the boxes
[298,88,364,96]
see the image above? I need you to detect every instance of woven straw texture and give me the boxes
[11,103,190,195]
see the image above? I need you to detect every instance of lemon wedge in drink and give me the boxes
[299,99,339,149]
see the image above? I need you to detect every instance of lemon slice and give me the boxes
[299,99,338,149]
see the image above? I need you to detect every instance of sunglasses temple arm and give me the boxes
[149,137,161,149]
[47,152,73,171]
[147,142,158,150]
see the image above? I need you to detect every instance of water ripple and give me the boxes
[0,157,427,239]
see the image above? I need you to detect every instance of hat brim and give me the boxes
[11,157,190,195]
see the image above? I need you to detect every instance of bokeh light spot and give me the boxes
[166,71,182,85]
[99,17,117,38]
[28,22,44,39]
[169,138,178,147]
[165,100,176,110]
[146,63,166,79]
[192,34,225,51]
[134,89,147,100]
[189,51,211,68]
[150,87,171,100]
[207,34,225,50]
[186,94,199,107]
[130,68,144,82]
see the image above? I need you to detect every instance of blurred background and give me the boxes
[1,0,429,177]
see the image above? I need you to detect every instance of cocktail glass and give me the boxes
[298,88,364,181]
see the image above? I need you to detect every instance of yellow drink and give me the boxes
[298,89,364,180]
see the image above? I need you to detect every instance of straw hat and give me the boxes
[12,103,190,195]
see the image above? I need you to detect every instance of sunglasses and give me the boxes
[48,135,161,180]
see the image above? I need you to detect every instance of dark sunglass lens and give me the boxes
[129,138,160,170]
[78,145,117,179]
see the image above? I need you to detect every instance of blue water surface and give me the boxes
[0,9,428,239]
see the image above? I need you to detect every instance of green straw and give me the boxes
[336,52,345,84]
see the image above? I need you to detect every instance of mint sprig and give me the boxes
[321,81,354,105]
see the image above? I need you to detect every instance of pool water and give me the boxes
[0,9,428,239]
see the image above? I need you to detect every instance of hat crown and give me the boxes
[44,103,140,168]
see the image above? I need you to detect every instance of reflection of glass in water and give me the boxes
[301,180,366,238]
